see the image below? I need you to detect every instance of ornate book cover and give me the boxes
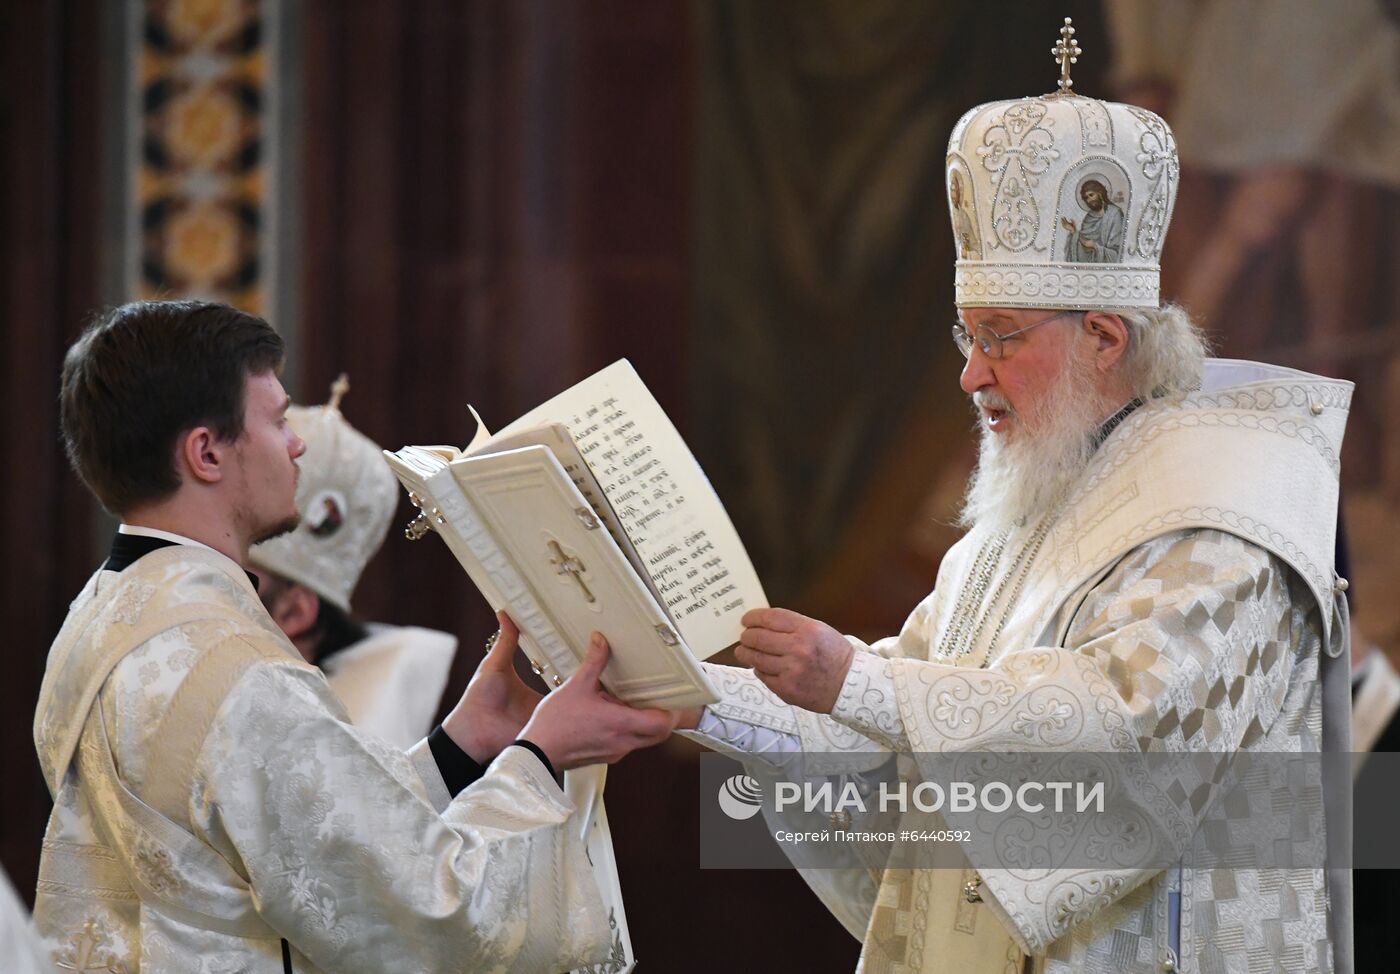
[386,360,768,709]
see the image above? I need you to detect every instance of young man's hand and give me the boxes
[519,632,678,770]
[442,611,542,764]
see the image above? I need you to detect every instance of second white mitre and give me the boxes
[947,85,1179,310]
[249,381,457,749]
[250,388,399,612]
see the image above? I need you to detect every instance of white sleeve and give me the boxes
[830,650,911,752]
[0,868,46,974]
[191,658,612,974]
[692,705,803,769]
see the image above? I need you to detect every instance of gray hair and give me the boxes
[1114,302,1209,401]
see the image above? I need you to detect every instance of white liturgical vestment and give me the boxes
[1,868,45,974]
[321,623,457,750]
[32,543,613,973]
[325,630,636,973]
[690,360,1352,974]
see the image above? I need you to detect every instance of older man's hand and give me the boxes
[735,607,855,714]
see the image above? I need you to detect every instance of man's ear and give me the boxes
[269,583,321,641]
[1082,311,1129,371]
[178,426,228,486]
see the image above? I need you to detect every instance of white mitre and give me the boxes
[249,375,399,612]
[947,18,1179,310]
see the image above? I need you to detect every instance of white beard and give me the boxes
[959,350,1112,538]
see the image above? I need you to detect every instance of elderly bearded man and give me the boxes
[33,300,676,973]
[677,24,1352,974]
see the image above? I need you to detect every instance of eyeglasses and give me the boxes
[952,310,1082,360]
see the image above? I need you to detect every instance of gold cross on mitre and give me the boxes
[1051,17,1082,93]
[326,372,350,412]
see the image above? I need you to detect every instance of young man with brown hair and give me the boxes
[34,299,671,973]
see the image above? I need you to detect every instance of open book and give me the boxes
[384,360,767,710]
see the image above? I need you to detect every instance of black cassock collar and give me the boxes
[102,532,260,592]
